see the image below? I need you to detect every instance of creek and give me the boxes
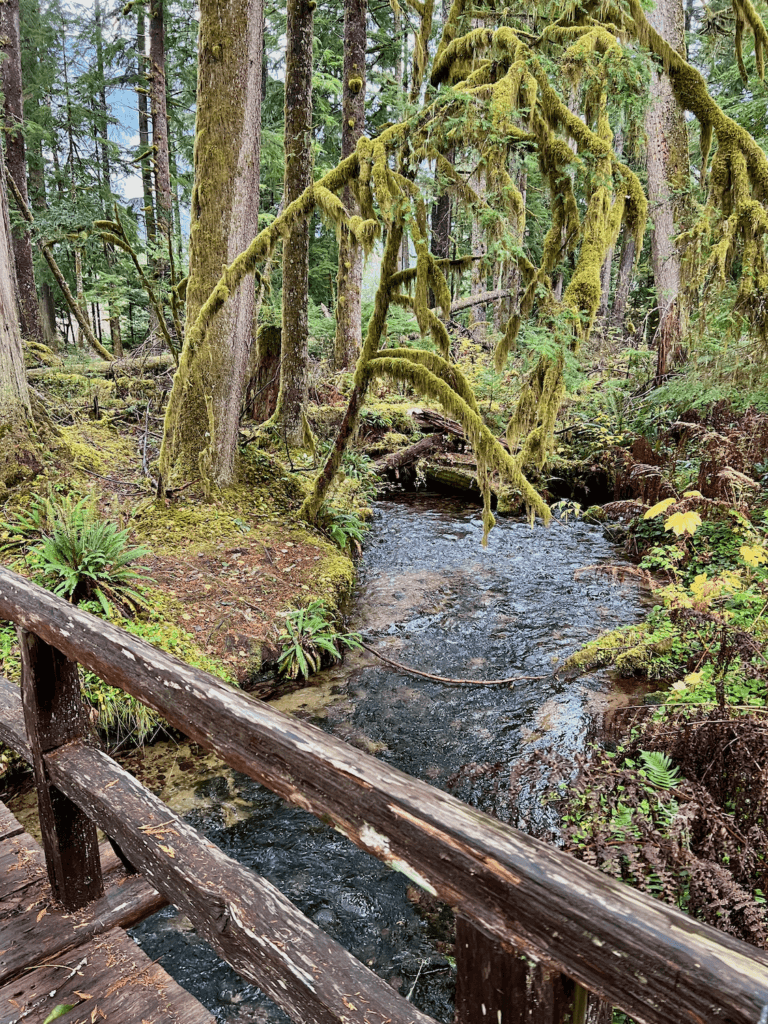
[129,492,648,1023]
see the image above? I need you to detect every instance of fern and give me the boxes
[639,750,681,790]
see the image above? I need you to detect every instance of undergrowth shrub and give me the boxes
[2,492,151,616]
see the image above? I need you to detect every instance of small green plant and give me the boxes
[21,494,152,617]
[318,503,368,554]
[277,599,362,680]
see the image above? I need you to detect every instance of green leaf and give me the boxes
[44,1006,75,1023]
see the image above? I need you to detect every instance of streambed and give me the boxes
[130,493,647,1022]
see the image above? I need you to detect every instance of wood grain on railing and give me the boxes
[1,564,768,1024]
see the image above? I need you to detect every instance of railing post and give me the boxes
[19,627,103,910]
[454,917,611,1024]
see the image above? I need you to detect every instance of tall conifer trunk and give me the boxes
[0,0,42,343]
[274,0,314,442]
[333,0,366,370]
[149,0,173,260]
[137,7,157,248]
[159,0,263,490]
[0,145,31,424]
[645,0,689,380]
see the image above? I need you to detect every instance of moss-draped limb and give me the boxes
[390,292,452,356]
[365,356,551,538]
[370,347,480,413]
[299,221,405,524]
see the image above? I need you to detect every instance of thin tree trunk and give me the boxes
[0,0,42,343]
[149,0,173,353]
[333,0,366,370]
[75,250,85,350]
[468,162,487,341]
[149,0,173,255]
[159,0,263,490]
[0,145,31,423]
[611,228,637,334]
[645,0,689,381]
[274,0,314,444]
[598,131,625,326]
[137,6,157,246]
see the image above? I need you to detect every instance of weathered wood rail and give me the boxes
[0,562,768,1024]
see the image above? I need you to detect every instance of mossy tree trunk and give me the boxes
[333,0,366,370]
[0,145,31,425]
[274,0,314,443]
[0,0,42,345]
[645,0,689,380]
[159,0,263,491]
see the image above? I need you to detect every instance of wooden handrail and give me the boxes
[1,563,768,1024]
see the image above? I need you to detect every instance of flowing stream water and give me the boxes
[130,493,647,1023]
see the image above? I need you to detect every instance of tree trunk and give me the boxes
[611,228,637,335]
[644,0,689,380]
[333,0,366,370]
[468,162,487,342]
[159,0,263,490]
[0,145,31,424]
[149,0,173,259]
[137,6,157,247]
[148,0,173,354]
[0,0,42,344]
[274,0,313,444]
[598,131,625,326]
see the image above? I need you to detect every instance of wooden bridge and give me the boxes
[0,562,767,1024]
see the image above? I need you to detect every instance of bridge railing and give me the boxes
[0,563,767,1024]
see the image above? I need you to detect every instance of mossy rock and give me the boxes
[581,504,607,524]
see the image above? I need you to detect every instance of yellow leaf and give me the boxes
[159,844,176,858]
[683,671,702,687]
[643,497,676,519]
[740,544,768,567]
[683,490,702,498]
[37,907,47,922]
[664,511,701,537]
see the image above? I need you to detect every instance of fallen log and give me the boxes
[372,433,441,473]
[27,354,175,379]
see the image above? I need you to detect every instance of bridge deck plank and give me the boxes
[0,799,212,1023]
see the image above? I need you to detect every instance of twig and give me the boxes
[360,642,545,687]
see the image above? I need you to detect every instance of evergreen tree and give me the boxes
[159,0,264,490]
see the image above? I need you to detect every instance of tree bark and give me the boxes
[274,0,313,443]
[333,0,366,370]
[644,0,689,380]
[137,6,157,248]
[0,0,42,344]
[468,162,488,341]
[0,145,31,424]
[159,0,263,490]
[149,0,173,262]
[610,227,637,334]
